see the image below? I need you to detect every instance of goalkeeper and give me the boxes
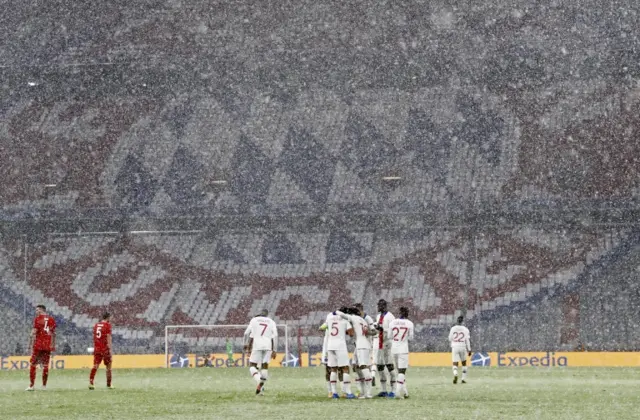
[226,338,234,363]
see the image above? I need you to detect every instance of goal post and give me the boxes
[164,324,291,368]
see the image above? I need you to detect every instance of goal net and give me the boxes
[165,324,292,368]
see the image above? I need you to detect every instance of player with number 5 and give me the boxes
[26,304,56,391]
[90,312,114,389]
[448,315,471,384]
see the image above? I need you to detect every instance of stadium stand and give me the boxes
[0,228,634,352]
[1,0,639,354]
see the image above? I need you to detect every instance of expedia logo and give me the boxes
[497,352,567,367]
[471,352,491,367]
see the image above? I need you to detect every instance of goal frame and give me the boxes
[164,324,290,368]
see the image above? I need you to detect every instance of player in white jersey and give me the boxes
[354,303,377,392]
[325,310,356,399]
[336,307,375,398]
[373,299,397,397]
[389,307,414,399]
[448,315,471,384]
[319,322,332,397]
[243,310,278,395]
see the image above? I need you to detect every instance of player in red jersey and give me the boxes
[89,312,114,389]
[26,304,56,391]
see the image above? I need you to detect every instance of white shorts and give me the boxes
[452,348,467,363]
[373,347,393,366]
[351,349,370,367]
[249,349,272,365]
[394,353,409,370]
[327,350,350,368]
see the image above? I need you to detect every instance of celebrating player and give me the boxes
[336,307,374,398]
[373,299,396,397]
[353,303,377,388]
[448,315,471,384]
[26,304,56,391]
[319,321,333,397]
[243,309,278,395]
[389,307,414,399]
[321,321,348,397]
[89,312,114,389]
[325,310,356,399]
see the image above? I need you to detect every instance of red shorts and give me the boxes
[93,352,112,366]
[31,350,51,367]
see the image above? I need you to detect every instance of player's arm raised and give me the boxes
[334,310,350,321]
[345,319,354,337]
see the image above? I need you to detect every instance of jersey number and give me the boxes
[453,332,465,342]
[331,322,339,336]
[43,318,50,334]
[392,327,408,341]
[96,325,102,339]
[259,323,268,336]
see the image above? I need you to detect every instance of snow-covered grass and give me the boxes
[1,367,638,419]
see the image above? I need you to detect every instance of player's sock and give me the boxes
[326,381,331,394]
[343,373,352,395]
[362,368,372,396]
[106,369,112,387]
[42,366,49,387]
[329,371,337,394]
[462,367,468,381]
[371,366,377,386]
[29,365,36,387]
[89,367,97,385]
[452,366,458,378]
[249,367,261,385]
[379,369,387,393]
[260,369,268,385]
[356,370,364,394]
[396,373,405,396]
[389,369,397,392]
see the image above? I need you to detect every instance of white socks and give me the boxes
[462,367,468,381]
[356,370,365,395]
[260,369,268,384]
[379,369,387,392]
[453,366,458,378]
[361,368,372,396]
[395,373,405,396]
[343,373,352,395]
[389,369,397,392]
[329,371,337,394]
[250,366,261,384]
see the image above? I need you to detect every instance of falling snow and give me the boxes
[1,0,640,417]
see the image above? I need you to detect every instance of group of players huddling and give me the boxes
[26,301,471,397]
[242,298,471,399]
[322,299,415,399]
